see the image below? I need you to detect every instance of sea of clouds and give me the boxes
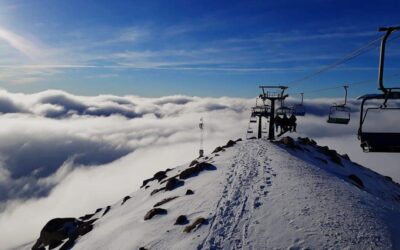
[0,89,399,249]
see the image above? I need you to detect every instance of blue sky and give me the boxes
[0,0,399,98]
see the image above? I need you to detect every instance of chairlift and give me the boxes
[358,26,400,152]
[249,116,257,123]
[262,122,268,134]
[276,100,293,116]
[327,86,351,124]
[292,93,306,116]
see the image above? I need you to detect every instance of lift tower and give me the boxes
[256,86,288,140]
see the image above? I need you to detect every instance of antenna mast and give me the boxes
[199,117,204,157]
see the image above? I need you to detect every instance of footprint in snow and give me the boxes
[254,197,262,208]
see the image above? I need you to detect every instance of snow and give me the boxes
[21,138,400,249]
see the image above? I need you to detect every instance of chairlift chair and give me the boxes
[292,93,306,116]
[276,100,293,116]
[249,116,257,123]
[327,86,351,124]
[357,26,400,152]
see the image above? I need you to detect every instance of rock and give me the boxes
[179,162,216,180]
[280,136,295,148]
[235,138,242,142]
[139,247,148,250]
[150,187,165,196]
[298,137,311,145]
[325,149,342,166]
[175,215,189,225]
[165,177,184,191]
[341,154,351,161]
[95,208,102,213]
[189,160,199,166]
[102,206,111,216]
[144,208,167,220]
[153,171,168,182]
[154,196,179,207]
[121,196,131,205]
[141,178,153,188]
[348,174,364,188]
[212,146,223,154]
[184,217,207,233]
[32,218,94,250]
[384,176,393,182]
[79,213,94,221]
[141,169,169,188]
[225,140,236,148]
[185,189,194,195]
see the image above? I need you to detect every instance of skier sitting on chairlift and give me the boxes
[289,114,297,132]
[275,115,282,133]
[282,114,290,132]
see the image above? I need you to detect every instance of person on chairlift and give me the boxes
[289,114,297,132]
[282,114,290,132]
[275,115,282,133]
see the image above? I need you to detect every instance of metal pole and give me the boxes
[344,86,348,105]
[301,93,304,105]
[268,100,275,140]
[378,28,397,92]
[258,115,262,139]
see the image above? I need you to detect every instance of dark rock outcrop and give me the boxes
[32,218,94,250]
[184,217,207,233]
[189,160,199,166]
[121,196,131,205]
[79,213,94,221]
[348,174,364,188]
[141,169,172,188]
[165,177,184,191]
[225,140,236,148]
[102,206,111,216]
[175,215,189,225]
[144,208,167,220]
[212,146,224,154]
[185,189,194,195]
[154,196,179,207]
[179,162,216,180]
[150,187,165,196]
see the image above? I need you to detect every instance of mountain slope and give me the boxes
[28,137,400,250]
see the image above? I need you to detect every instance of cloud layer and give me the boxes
[0,89,399,249]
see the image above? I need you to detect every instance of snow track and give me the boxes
[200,140,274,250]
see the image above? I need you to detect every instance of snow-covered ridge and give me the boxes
[27,137,400,250]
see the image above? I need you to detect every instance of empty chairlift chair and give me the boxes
[292,93,306,116]
[327,86,351,124]
[358,26,400,152]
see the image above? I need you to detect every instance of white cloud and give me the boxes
[0,89,398,249]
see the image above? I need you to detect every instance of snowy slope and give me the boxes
[25,137,400,250]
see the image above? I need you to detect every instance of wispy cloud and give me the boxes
[0,27,42,59]
[0,23,393,85]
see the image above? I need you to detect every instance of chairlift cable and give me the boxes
[286,33,400,87]
[289,72,400,96]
